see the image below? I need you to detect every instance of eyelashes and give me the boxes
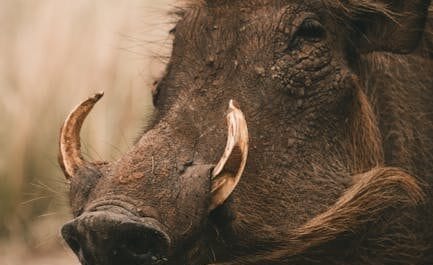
[295,18,326,41]
[288,18,327,49]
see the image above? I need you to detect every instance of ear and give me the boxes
[347,0,431,53]
[210,100,249,211]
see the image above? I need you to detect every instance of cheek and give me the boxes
[270,41,341,97]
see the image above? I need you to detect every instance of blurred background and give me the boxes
[0,0,174,264]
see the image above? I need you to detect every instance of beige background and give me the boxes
[0,0,174,264]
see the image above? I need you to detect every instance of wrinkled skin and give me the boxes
[59,0,433,264]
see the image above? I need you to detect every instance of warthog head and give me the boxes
[58,0,431,264]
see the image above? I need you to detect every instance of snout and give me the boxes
[61,211,170,265]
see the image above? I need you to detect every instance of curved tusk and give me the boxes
[59,92,104,179]
[210,100,249,210]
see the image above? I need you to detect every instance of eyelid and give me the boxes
[300,17,322,27]
[295,17,324,36]
[296,15,322,31]
[278,11,318,38]
[292,16,325,43]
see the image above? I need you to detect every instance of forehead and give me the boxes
[177,0,330,23]
[174,0,334,40]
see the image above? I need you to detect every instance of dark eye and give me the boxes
[295,18,326,41]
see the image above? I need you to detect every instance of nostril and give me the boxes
[123,231,165,254]
[62,214,171,265]
[114,223,170,264]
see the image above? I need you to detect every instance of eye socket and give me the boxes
[296,18,326,41]
[292,18,326,44]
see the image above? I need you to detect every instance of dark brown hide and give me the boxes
[59,1,433,264]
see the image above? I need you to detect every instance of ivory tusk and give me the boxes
[59,92,104,179]
[210,100,249,209]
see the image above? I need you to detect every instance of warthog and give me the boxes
[58,0,433,264]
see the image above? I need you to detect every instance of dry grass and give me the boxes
[0,0,174,262]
